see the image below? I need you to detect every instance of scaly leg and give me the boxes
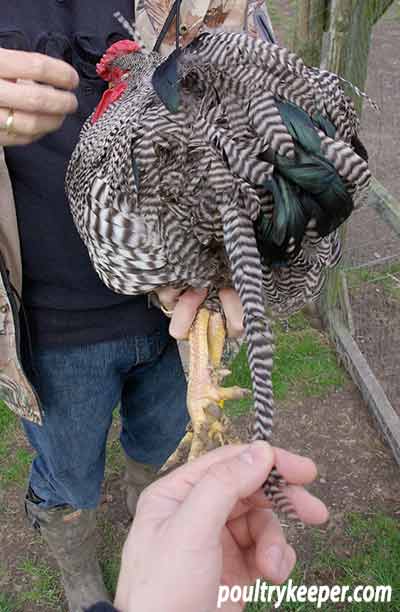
[161,308,249,471]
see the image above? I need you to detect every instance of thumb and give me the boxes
[173,442,275,545]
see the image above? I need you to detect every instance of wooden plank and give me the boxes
[320,0,380,326]
[321,0,356,74]
[368,178,400,238]
[330,313,400,465]
[339,270,355,336]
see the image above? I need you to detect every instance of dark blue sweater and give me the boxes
[2,1,167,346]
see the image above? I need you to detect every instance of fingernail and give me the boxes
[265,544,283,569]
[240,448,254,465]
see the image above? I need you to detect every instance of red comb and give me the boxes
[96,39,141,81]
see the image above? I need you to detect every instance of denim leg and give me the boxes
[22,342,124,509]
[120,334,188,467]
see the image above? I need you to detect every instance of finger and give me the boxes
[207,447,323,525]
[0,49,79,90]
[284,485,329,525]
[0,107,65,139]
[247,542,296,585]
[155,444,317,501]
[247,509,296,584]
[155,287,182,312]
[169,287,207,339]
[138,444,253,521]
[274,447,318,485]
[228,448,320,518]
[0,133,40,147]
[151,443,324,525]
[0,79,78,115]
[154,442,265,495]
[219,288,244,337]
[171,442,275,544]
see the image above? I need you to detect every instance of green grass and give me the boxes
[245,512,399,611]
[0,401,33,489]
[316,513,400,611]
[98,516,124,596]
[17,560,62,608]
[0,594,16,612]
[0,401,17,436]
[346,262,400,300]
[105,429,124,478]
[1,447,33,487]
[224,312,346,416]
[102,555,121,597]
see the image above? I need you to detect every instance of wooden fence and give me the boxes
[292,0,400,464]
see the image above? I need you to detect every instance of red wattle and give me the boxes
[91,82,128,124]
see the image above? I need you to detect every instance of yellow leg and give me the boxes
[162,308,250,470]
[208,311,225,369]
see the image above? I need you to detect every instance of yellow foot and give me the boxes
[162,308,249,471]
[160,430,193,474]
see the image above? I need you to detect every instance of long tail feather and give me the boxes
[221,195,297,517]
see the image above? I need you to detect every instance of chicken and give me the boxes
[66,9,371,513]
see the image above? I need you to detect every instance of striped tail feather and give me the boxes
[220,195,298,518]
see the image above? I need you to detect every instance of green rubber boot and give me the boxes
[124,456,159,518]
[25,497,110,612]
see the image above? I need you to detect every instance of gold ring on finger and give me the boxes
[160,303,174,317]
[5,109,16,136]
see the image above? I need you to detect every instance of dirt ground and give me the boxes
[2,381,399,611]
[273,0,400,580]
[1,4,400,611]
[247,385,400,560]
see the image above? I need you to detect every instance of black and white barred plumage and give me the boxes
[66,32,371,507]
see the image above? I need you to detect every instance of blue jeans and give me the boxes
[22,329,188,509]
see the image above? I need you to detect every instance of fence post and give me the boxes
[321,0,393,107]
[294,0,328,65]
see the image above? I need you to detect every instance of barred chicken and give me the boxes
[66,5,371,511]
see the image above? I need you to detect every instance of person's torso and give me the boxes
[2,1,136,309]
[1,1,168,345]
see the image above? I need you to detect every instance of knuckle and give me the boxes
[26,88,44,111]
[229,319,244,337]
[30,53,47,81]
[179,290,202,308]
[178,291,193,305]
[25,114,42,136]
[207,461,236,490]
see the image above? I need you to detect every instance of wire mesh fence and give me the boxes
[286,0,400,460]
[339,204,400,418]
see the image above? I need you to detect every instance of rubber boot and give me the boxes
[124,456,159,518]
[25,496,110,612]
